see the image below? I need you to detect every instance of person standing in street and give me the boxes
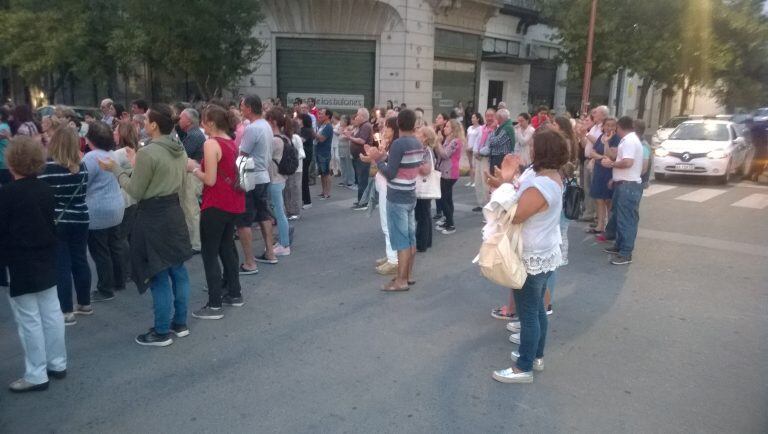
[414,126,438,252]
[313,108,334,199]
[465,112,484,188]
[82,121,126,302]
[299,114,314,209]
[581,105,609,224]
[488,109,515,171]
[487,131,567,384]
[514,113,536,167]
[601,116,644,265]
[345,108,373,209]
[434,119,464,235]
[365,109,425,292]
[236,95,278,273]
[0,136,67,392]
[99,104,193,346]
[472,108,496,212]
[179,108,206,253]
[188,105,246,321]
[39,128,92,326]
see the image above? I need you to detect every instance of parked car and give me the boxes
[653,119,752,184]
[752,107,768,123]
[651,116,689,147]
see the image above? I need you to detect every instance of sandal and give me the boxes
[585,228,603,234]
[239,264,259,275]
[381,279,409,292]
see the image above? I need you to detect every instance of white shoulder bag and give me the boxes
[415,148,441,200]
[476,204,527,289]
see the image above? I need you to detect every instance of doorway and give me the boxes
[487,80,503,110]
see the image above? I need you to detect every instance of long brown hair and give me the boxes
[116,121,139,150]
[48,127,82,174]
[554,116,579,164]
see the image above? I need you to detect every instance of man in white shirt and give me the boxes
[600,116,644,265]
[579,105,609,223]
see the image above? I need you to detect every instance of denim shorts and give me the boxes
[316,154,331,175]
[386,200,416,251]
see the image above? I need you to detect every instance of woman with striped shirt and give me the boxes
[39,127,92,326]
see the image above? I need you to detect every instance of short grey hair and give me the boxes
[594,105,609,118]
[496,109,511,120]
[357,107,370,120]
[100,98,114,109]
[181,108,200,126]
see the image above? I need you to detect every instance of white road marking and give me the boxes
[675,188,727,202]
[638,228,768,257]
[643,184,677,197]
[731,193,768,210]
[733,182,768,190]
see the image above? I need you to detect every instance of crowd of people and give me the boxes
[0,93,652,391]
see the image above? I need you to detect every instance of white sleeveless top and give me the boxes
[518,172,564,275]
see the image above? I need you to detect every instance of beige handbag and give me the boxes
[477,204,527,289]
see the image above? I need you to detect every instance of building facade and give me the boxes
[238,0,569,118]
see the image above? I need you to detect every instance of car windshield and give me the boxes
[669,123,729,141]
[662,117,688,129]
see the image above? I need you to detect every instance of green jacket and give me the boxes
[113,135,187,201]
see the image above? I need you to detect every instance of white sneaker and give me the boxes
[492,367,533,383]
[274,245,291,256]
[465,181,473,187]
[509,333,520,344]
[506,321,520,333]
[510,351,544,371]
[302,204,312,209]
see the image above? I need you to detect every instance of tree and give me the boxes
[710,0,768,111]
[110,0,267,100]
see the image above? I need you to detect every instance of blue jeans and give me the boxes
[55,224,92,313]
[149,264,190,335]
[268,182,290,247]
[353,158,370,202]
[513,271,552,372]
[606,181,643,256]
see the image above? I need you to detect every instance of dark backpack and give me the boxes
[562,177,584,221]
[274,134,299,176]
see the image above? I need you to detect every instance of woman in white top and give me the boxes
[284,118,306,220]
[465,112,484,187]
[486,129,568,384]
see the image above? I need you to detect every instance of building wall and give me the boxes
[237,0,565,120]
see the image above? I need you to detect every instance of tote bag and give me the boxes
[415,148,441,200]
[477,204,527,289]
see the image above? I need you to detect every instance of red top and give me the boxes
[201,137,245,214]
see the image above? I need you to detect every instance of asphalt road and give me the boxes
[1,177,766,433]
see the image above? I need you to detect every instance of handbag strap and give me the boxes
[55,173,86,225]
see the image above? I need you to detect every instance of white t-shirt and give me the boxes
[613,132,644,182]
[467,125,483,153]
[518,174,563,275]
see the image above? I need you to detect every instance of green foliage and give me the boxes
[0,0,266,101]
[540,0,768,110]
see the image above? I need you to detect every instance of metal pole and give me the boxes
[580,0,598,116]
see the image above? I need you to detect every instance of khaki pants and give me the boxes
[473,156,489,207]
[581,159,596,220]
[180,172,202,250]
[284,172,302,216]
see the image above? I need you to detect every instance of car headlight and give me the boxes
[707,149,729,159]
[655,148,669,157]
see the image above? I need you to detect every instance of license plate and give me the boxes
[675,164,695,171]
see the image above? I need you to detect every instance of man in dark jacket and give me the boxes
[100,104,192,347]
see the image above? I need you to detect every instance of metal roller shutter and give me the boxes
[276,38,375,112]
